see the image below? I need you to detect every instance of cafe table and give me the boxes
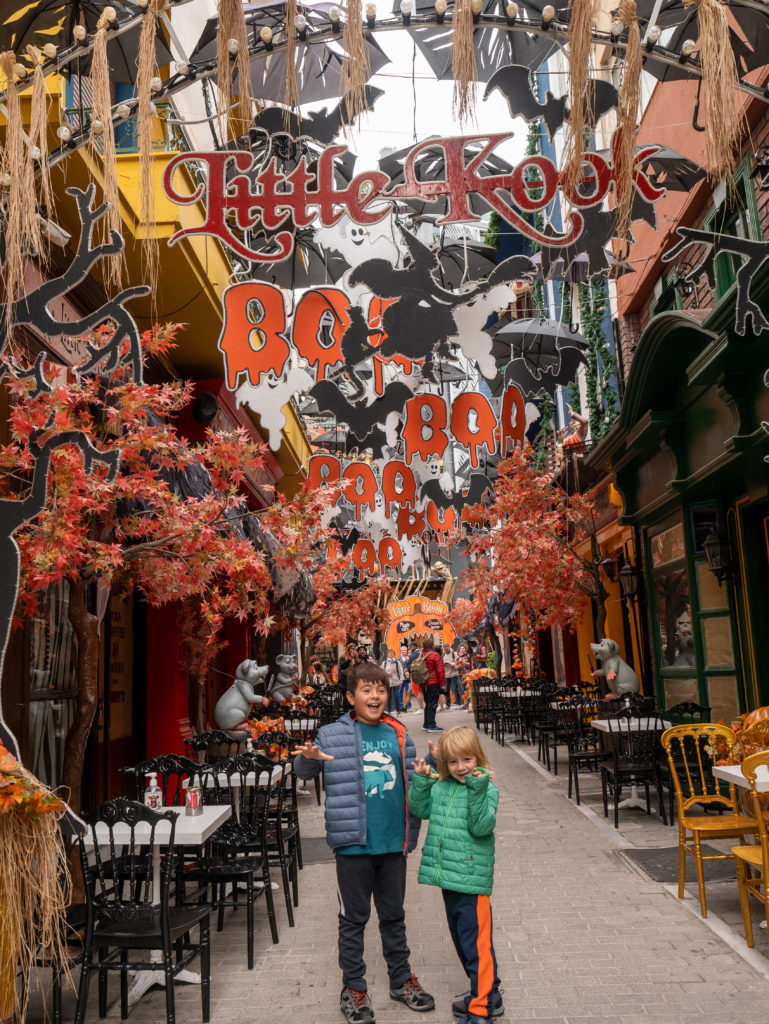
[713,762,769,791]
[591,717,672,811]
[87,803,230,1007]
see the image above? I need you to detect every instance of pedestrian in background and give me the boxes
[406,641,425,714]
[420,636,445,733]
[408,726,502,1024]
[383,647,405,714]
[399,643,412,711]
[444,648,464,708]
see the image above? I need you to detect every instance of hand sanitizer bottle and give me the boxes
[144,772,162,810]
[246,737,254,753]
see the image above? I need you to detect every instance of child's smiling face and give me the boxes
[447,754,478,783]
[348,679,388,724]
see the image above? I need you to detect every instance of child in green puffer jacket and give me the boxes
[408,726,502,1024]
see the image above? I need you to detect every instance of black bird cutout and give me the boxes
[484,65,619,140]
[251,87,386,147]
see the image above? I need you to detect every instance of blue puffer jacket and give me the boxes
[294,712,421,853]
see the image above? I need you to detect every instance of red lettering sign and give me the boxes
[381,461,416,516]
[342,462,378,520]
[450,391,497,469]
[401,394,449,463]
[218,282,289,389]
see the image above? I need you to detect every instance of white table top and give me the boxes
[87,804,231,847]
[713,763,769,792]
[592,717,672,733]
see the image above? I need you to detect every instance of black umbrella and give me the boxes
[595,144,705,193]
[437,239,498,289]
[487,317,587,397]
[403,0,557,80]
[247,229,351,287]
[4,1,171,81]
[191,2,390,105]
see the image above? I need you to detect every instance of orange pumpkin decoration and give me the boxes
[742,706,769,728]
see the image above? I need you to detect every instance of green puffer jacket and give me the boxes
[407,768,498,895]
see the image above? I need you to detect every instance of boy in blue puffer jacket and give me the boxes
[294,661,435,1024]
[409,726,502,1024]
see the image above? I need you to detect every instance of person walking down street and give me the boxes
[444,648,464,708]
[399,644,412,711]
[339,644,358,690]
[293,662,435,1024]
[408,727,502,1024]
[383,648,404,714]
[456,644,471,709]
[420,636,445,733]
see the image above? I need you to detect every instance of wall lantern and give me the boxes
[618,563,642,602]
[600,556,617,582]
[703,529,731,585]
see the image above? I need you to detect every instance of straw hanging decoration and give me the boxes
[613,0,642,250]
[0,52,41,323]
[26,46,55,229]
[137,0,166,289]
[283,0,301,126]
[564,0,596,194]
[341,0,371,127]
[216,0,254,141]
[90,16,123,289]
[452,0,478,125]
[682,0,745,182]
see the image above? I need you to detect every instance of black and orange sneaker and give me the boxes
[340,987,375,1024]
[389,974,435,1011]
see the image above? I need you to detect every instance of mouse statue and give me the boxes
[268,653,299,704]
[214,660,270,735]
[589,638,640,698]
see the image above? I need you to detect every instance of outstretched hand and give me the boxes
[412,757,438,778]
[294,741,334,761]
[427,739,440,762]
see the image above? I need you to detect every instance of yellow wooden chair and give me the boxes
[732,751,769,946]
[661,724,758,916]
[733,721,769,760]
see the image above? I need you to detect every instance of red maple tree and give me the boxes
[0,325,277,807]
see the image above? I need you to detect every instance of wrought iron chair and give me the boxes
[184,730,244,764]
[120,754,205,805]
[661,724,759,917]
[537,687,576,774]
[74,798,210,1024]
[731,751,769,946]
[564,697,604,805]
[256,730,305,871]
[600,708,667,828]
[665,701,712,724]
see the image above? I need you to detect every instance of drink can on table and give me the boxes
[185,785,203,815]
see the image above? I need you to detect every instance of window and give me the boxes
[704,159,760,299]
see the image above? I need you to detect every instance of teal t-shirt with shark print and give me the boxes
[336,722,406,855]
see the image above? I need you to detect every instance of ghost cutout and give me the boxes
[237,366,315,451]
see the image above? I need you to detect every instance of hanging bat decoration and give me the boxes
[662,226,769,336]
[484,65,619,141]
[251,86,386,147]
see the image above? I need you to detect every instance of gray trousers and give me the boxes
[335,852,411,992]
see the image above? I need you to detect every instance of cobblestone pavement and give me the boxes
[44,707,769,1024]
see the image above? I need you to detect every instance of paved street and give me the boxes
[46,708,769,1024]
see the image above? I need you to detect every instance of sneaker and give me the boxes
[426,727,443,733]
[389,975,435,1012]
[452,991,504,1017]
[340,988,375,1024]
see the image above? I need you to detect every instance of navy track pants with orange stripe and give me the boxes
[442,890,500,1018]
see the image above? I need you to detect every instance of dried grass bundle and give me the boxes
[341,0,371,126]
[683,0,745,182]
[90,15,123,289]
[564,0,596,193]
[283,0,301,125]
[613,0,641,249]
[452,0,478,125]
[0,52,41,325]
[0,813,71,1023]
[26,46,54,227]
[216,0,254,141]
[137,0,166,291]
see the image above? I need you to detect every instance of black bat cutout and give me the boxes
[503,345,586,400]
[662,227,769,337]
[311,379,413,443]
[419,473,494,516]
[251,86,386,147]
[483,66,618,140]
[484,65,567,141]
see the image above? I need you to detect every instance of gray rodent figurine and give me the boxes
[214,660,270,733]
[589,638,640,697]
[269,653,299,704]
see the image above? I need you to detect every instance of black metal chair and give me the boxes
[120,754,205,805]
[537,687,575,774]
[75,798,210,1024]
[665,701,712,724]
[564,697,604,805]
[257,730,304,870]
[184,730,244,764]
[600,708,667,829]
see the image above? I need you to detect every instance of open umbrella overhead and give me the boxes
[529,249,634,282]
[408,0,557,81]
[436,240,498,289]
[3,1,171,80]
[487,316,588,398]
[191,1,390,105]
[595,144,706,193]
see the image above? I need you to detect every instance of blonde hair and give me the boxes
[436,726,490,781]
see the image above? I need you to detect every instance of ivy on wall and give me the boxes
[577,281,618,440]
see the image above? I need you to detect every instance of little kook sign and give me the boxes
[162,132,665,262]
